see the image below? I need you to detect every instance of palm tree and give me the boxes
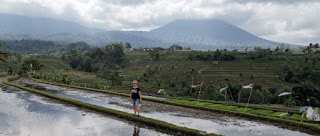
[110,71,123,90]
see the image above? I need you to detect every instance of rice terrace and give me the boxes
[0,0,320,136]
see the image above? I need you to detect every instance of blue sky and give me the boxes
[0,0,319,45]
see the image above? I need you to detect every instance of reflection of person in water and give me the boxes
[133,126,140,136]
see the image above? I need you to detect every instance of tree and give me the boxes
[81,56,92,72]
[67,41,90,52]
[97,69,111,80]
[105,42,125,69]
[109,71,123,90]
[149,49,160,61]
[125,42,131,48]
[0,39,64,54]
[19,57,43,77]
[201,86,224,100]
[170,44,183,51]
[213,49,222,61]
[285,48,290,52]
[68,50,82,68]
[292,81,320,106]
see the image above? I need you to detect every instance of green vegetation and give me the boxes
[236,108,253,112]
[291,114,308,120]
[272,112,289,117]
[62,42,126,72]
[1,40,320,109]
[220,106,238,110]
[0,39,65,54]
[18,57,43,77]
[163,98,319,124]
[3,76,215,136]
[250,109,274,115]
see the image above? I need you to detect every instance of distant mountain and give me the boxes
[0,14,300,49]
[150,19,259,42]
[0,14,103,33]
[144,19,293,49]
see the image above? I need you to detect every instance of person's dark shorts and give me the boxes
[132,99,140,106]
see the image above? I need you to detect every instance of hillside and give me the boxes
[15,50,319,107]
[0,14,299,49]
[0,14,103,33]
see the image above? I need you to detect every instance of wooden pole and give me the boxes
[238,90,241,103]
[228,88,235,102]
[197,79,204,101]
[224,88,227,106]
[246,88,253,111]
[190,75,193,96]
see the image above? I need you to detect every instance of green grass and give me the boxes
[220,106,238,110]
[291,114,308,120]
[195,102,214,107]
[206,104,224,108]
[236,108,253,112]
[251,109,274,115]
[272,112,289,117]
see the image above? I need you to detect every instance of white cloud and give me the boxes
[0,0,319,45]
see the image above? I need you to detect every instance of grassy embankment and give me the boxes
[3,76,216,136]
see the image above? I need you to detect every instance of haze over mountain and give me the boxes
[0,14,103,33]
[0,14,298,49]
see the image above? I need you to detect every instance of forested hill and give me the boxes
[0,14,103,33]
[0,40,91,54]
[0,39,64,54]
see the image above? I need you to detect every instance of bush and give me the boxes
[201,86,225,101]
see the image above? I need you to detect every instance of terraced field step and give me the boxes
[166,98,319,124]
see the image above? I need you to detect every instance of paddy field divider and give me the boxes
[3,76,217,136]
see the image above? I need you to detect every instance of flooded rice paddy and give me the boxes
[12,79,313,136]
[0,84,169,136]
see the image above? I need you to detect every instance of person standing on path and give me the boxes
[129,80,142,116]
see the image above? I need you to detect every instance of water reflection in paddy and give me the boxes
[0,87,169,136]
[18,79,313,136]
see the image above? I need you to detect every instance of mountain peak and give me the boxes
[150,19,261,44]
